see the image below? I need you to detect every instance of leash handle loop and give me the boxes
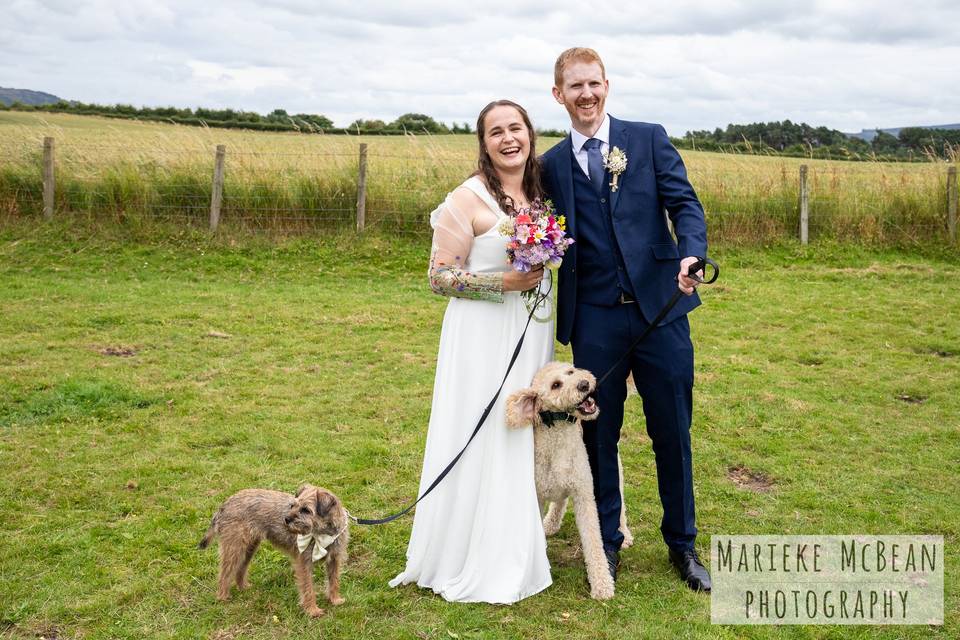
[684,256,719,285]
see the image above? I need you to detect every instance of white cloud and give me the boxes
[2,0,957,134]
[186,61,297,92]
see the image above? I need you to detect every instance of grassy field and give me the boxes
[0,219,957,639]
[1,112,956,244]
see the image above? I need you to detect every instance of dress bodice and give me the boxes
[456,177,510,275]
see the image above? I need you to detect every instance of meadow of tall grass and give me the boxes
[1,112,956,244]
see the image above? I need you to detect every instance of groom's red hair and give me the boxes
[554,47,606,88]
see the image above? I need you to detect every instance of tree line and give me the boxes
[2,100,955,160]
[679,120,959,161]
[0,100,574,137]
[0,100,483,135]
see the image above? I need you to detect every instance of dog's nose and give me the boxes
[577,380,590,393]
[284,515,293,524]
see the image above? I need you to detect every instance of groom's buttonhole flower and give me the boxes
[602,146,628,192]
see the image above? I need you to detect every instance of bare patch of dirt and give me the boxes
[99,346,137,357]
[896,394,926,404]
[727,465,774,493]
[210,624,253,640]
[1,623,63,639]
[913,346,955,358]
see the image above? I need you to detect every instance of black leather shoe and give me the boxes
[605,549,621,582]
[668,548,712,592]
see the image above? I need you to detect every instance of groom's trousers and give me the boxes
[570,301,697,554]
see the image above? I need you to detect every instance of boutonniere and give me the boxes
[602,146,628,192]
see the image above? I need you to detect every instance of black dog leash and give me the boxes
[351,275,553,525]
[350,258,717,525]
[596,257,719,387]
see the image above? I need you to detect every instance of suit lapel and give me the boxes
[555,135,577,237]
[608,116,629,216]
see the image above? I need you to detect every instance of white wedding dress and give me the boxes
[389,176,554,603]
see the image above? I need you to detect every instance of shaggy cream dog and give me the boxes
[506,362,633,600]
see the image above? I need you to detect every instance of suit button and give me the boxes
[600,198,607,203]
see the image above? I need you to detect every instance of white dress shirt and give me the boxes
[569,114,611,178]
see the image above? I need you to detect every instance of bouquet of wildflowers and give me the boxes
[498,199,574,318]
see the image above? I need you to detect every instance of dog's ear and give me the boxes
[295,483,312,498]
[505,388,541,428]
[315,490,337,517]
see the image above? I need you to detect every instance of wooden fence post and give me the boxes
[42,137,55,220]
[356,143,368,233]
[209,145,226,231]
[799,164,809,245]
[948,165,957,244]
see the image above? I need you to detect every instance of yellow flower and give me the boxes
[557,215,566,230]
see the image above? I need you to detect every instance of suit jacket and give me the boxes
[541,116,708,345]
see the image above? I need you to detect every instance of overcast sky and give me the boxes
[3,0,957,135]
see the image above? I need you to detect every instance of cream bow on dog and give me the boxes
[296,530,342,562]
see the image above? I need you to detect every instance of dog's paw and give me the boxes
[305,605,326,618]
[542,521,561,537]
[216,591,231,602]
[329,595,345,606]
[620,528,634,549]
[590,582,616,600]
[237,580,252,590]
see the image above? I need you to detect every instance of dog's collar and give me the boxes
[538,410,578,428]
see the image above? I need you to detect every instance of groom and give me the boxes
[540,48,711,592]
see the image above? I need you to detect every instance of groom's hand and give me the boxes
[677,257,702,296]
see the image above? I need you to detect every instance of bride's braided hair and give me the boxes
[474,100,545,214]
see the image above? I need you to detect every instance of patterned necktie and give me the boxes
[583,137,605,193]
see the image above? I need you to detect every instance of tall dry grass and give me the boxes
[0,112,955,244]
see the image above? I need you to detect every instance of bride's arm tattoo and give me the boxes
[429,256,504,303]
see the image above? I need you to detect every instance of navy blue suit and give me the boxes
[541,116,707,554]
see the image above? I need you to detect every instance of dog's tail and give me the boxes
[198,507,222,550]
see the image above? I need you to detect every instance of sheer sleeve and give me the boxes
[428,188,504,303]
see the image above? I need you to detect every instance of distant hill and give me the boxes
[0,87,66,106]
[846,123,960,142]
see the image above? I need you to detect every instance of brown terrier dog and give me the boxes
[199,484,349,617]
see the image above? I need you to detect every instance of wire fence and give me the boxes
[1,137,957,246]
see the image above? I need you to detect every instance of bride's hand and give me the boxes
[503,265,544,292]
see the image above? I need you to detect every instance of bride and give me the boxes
[389,100,554,603]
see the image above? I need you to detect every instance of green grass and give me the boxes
[0,221,958,639]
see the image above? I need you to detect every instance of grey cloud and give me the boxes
[261,0,561,28]
[2,1,957,134]
[552,1,959,45]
